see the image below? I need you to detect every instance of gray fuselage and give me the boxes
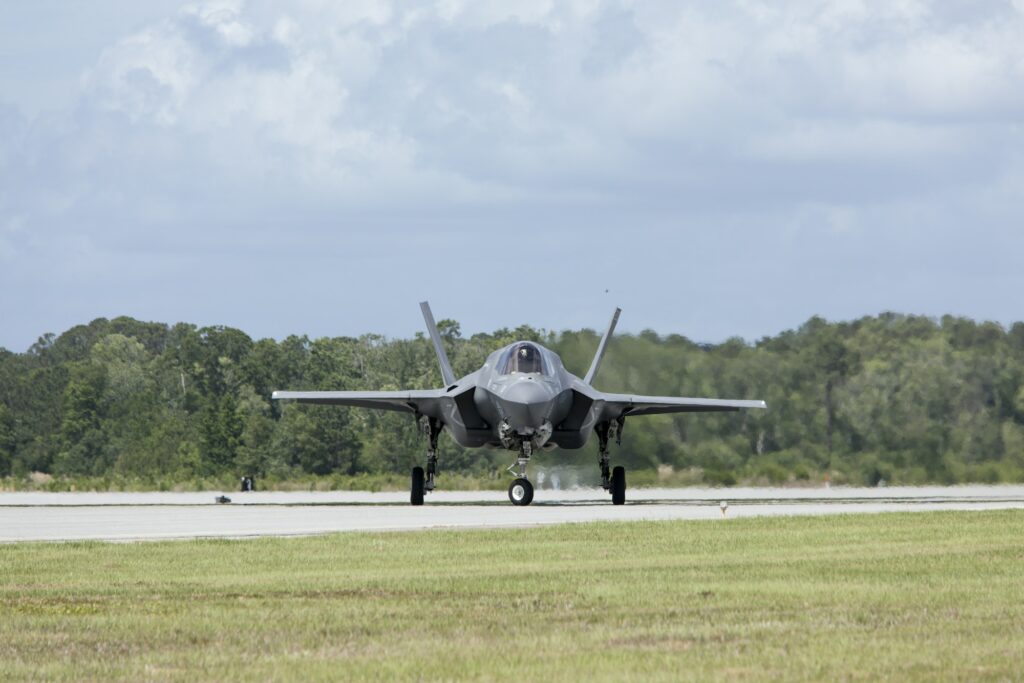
[435,341,595,451]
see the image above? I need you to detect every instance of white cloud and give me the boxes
[85,24,198,124]
[61,0,1024,198]
[184,0,254,46]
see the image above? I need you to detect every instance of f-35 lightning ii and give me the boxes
[272,303,766,506]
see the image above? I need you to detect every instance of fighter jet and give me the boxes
[272,303,766,506]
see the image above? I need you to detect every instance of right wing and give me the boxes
[271,389,446,414]
[597,392,766,418]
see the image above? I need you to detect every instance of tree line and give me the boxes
[2,313,1024,487]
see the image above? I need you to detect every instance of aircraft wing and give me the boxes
[597,392,766,418]
[271,389,446,414]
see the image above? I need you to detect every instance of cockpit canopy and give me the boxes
[498,342,547,375]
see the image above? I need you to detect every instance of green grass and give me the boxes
[2,511,1023,681]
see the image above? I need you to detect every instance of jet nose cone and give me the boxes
[499,378,556,432]
[501,378,552,406]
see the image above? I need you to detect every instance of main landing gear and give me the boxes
[411,416,443,506]
[597,417,627,505]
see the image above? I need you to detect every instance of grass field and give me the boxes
[2,511,1023,681]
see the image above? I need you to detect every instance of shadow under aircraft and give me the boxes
[273,303,766,506]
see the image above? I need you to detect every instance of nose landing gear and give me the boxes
[505,439,535,506]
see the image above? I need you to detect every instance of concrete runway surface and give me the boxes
[2,485,1023,542]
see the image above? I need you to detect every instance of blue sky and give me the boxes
[2,0,1023,351]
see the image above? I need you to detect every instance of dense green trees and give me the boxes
[2,312,1024,487]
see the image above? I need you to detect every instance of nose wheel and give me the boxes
[508,478,534,506]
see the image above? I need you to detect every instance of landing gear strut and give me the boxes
[596,417,627,505]
[411,416,443,506]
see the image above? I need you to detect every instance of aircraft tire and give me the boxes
[411,466,425,506]
[611,466,626,505]
[508,478,534,506]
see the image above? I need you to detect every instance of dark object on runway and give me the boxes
[240,476,254,492]
[274,303,765,506]
[215,495,232,504]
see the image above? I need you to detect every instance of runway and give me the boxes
[2,485,1023,542]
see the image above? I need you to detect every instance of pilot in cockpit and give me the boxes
[501,343,544,374]
[515,344,541,374]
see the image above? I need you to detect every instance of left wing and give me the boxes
[597,392,766,418]
[271,389,446,414]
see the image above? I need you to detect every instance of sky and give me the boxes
[2,0,1023,352]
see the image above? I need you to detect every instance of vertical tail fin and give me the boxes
[584,307,621,385]
[419,301,456,387]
